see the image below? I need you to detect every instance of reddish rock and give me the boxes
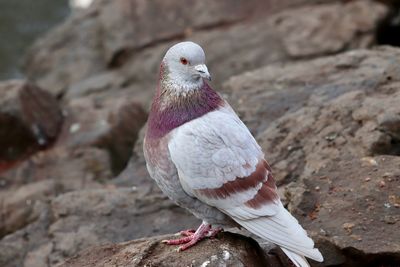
[223,46,400,265]
[0,80,63,164]
[60,232,286,267]
[0,180,54,238]
[0,147,110,238]
[291,156,400,266]
[224,47,400,184]
[24,0,386,103]
[62,94,147,173]
[274,1,386,57]
[0,188,200,267]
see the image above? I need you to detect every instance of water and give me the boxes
[0,0,70,80]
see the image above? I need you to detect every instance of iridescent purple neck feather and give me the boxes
[147,63,223,139]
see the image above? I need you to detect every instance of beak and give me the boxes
[194,64,211,81]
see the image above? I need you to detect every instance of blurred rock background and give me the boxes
[0,0,399,266]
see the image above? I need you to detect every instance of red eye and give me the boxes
[180,57,188,65]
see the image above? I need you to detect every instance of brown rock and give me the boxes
[0,187,200,267]
[113,125,154,191]
[224,46,400,184]
[23,0,270,96]
[222,47,400,264]
[292,156,400,266]
[0,80,63,164]
[59,232,285,267]
[0,201,52,267]
[62,94,147,173]
[0,180,52,238]
[24,243,53,267]
[23,0,386,105]
[274,1,386,57]
[0,146,111,190]
[0,147,110,238]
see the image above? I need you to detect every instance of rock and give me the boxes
[222,46,400,265]
[0,201,52,267]
[23,0,269,96]
[59,232,286,267]
[62,94,147,173]
[0,188,200,267]
[0,80,63,164]
[23,0,386,105]
[112,125,154,191]
[0,147,110,238]
[224,46,400,184]
[24,242,54,267]
[0,180,53,238]
[274,1,386,57]
[0,146,111,190]
[0,88,147,241]
[292,156,400,266]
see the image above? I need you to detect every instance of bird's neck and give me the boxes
[147,65,223,139]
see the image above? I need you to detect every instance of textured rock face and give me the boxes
[1,0,399,266]
[23,0,272,96]
[274,1,386,57]
[224,47,400,184]
[0,80,63,164]
[63,94,147,174]
[295,156,400,266]
[0,188,199,267]
[0,147,109,238]
[23,0,386,105]
[222,47,400,266]
[59,232,287,267]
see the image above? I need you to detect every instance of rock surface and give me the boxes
[0,188,199,267]
[24,0,386,107]
[224,47,400,184]
[295,156,400,266]
[0,147,109,238]
[0,0,399,266]
[59,232,287,267]
[0,80,63,164]
[62,94,147,174]
[222,46,400,266]
[274,1,386,57]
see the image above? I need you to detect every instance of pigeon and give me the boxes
[143,41,323,267]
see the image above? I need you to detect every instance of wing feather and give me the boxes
[168,104,322,264]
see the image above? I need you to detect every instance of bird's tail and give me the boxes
[281,247,311,267]
[233,207,323,267]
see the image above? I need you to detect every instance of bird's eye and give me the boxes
[180,57,188,65]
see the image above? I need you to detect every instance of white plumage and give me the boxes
[168,105,323,266]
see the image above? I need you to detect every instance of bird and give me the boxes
[143,41,323,267]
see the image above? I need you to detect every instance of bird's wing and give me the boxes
[168,104,323,264]
[168,104,280,218]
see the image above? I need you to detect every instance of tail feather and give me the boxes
[282,248,310,267]
[231,206,323,264]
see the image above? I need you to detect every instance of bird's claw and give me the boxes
[162,224,223,251]
[179,229,196,236]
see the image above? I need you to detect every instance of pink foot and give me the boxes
[179,229,196,236]
[161,223,223,251]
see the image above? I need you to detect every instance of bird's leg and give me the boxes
[176,222,211,251]
[207,227,223,239]
[179,229,196,236]
[161,222,223,251]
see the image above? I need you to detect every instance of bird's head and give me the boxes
[162,41,211,92]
